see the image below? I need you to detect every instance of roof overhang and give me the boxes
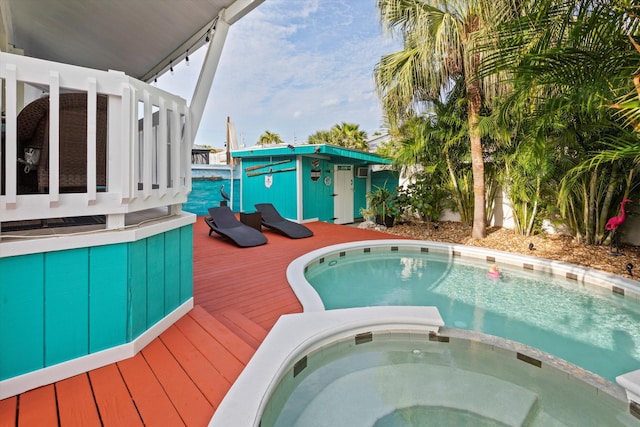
[231,144,393,166]
[1,0,264,81]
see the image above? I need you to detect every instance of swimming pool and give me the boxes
[210,240,640,426]
[292,240,640,382]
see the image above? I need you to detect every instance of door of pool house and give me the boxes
[333,164,354,224]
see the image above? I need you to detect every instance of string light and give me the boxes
[170,61,174,75]
[205,30,210,43]
[185,50,190,66]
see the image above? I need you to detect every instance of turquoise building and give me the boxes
[232,144,397,224]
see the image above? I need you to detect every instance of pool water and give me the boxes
[262,332,635,427]
[305,250,640,381]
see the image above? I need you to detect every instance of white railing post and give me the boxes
[3,64,17,207]
[158,98,168,197]
[48,71,60,204]
[171,102,181,196]
[86,78,98,204]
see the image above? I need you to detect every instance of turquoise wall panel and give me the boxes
[371,170,398,191]
[0,254,45,380]
[89,245,128,353]
[353,174,368,219]
[241,156,298,218]
[128,239,148,339]
[146,234,166,326]
[180,225,194,302]
[164,229,181,313]
[44,248,89,366]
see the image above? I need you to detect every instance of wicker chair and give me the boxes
[16,93,107,193]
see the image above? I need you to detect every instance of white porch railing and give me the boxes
[0,52,192,231]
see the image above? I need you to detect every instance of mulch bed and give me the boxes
[383,221,640,280]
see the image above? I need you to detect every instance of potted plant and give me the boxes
[366,185,397,227]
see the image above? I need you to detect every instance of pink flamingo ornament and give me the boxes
[606,199,632,255]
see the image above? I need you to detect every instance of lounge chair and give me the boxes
[205,206,268,247]
[254,203,313,239]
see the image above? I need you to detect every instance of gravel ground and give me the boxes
[375,221,640,280]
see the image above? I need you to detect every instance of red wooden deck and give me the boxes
[0,219,400,426]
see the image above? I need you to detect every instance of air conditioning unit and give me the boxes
[356,167,368,178]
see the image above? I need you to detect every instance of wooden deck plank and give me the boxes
[117,354,185,427]
[142,338,213,427]
[15,385,57,427]
[159,325,231,408]
[56,374,101,427]
[174,314,246,384]
[88,364,143,427]
[0,396,17,427]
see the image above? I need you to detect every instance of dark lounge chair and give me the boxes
[205,206,268,247]
[255,203,313,239]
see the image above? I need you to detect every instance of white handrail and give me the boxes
[0,52,191,230]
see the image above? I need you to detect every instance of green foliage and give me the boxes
[257,131,284,146]
[395,172,447,223]
[307,122,369,151]
[366,184,397,219]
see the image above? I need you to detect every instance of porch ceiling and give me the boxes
[3,0,262,81]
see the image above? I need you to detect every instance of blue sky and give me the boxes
[157,0,399,149]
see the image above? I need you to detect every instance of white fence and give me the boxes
[0,52,192,230]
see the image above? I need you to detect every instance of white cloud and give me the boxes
[158,0,400,147]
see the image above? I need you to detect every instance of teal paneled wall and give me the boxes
[179,228,193,301]
[129,239,148,340]
[241,156,298,218]
[146,234,166,326]
[45,248,90,366]
[165,229,181,314]
[90,245,128,353]
[0,224,193,381]
[0,254,45,378]
[353,174,368,219]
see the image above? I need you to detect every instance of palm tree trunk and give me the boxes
[467,79,486,238]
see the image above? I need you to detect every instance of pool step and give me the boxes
[291,363,540,427]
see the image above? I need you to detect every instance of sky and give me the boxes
[156,0,400,149]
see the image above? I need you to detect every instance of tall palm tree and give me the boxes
[375,0,511,238]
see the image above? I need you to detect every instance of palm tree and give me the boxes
[257,131,284,146]
[375,0,512,238]
[331,122,369,151]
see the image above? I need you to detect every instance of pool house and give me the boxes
[232,144,397,224]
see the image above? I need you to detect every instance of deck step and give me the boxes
[189,305,256,364]
[215,310,269,349]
